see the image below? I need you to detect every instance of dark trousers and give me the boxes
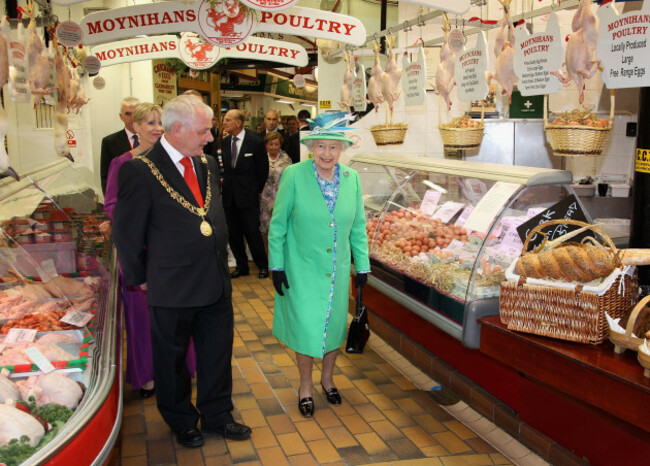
[224,205,268,271]
[150,297,234,432]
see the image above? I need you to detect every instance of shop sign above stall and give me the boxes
[398,0,470,16]
[597,1,650,89]
[240,0,299,12]
[352,64,367,112]
[92,34,308,68]
[403,45,427,106]
[513,12,563,96]
[454,31,489,102]
[80,1,366,47]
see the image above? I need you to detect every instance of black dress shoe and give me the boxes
[230,268,249,278]
[139,387,155,399]
[298,396,314,417]
[175,428,204,448]
[258,268,269,278]
[321,385,342,405]
[204,422,252,440]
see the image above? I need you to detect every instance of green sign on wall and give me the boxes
[509,90,543,119]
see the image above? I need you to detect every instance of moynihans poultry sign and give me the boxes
[92,34,309,69]
[80,0,366,47]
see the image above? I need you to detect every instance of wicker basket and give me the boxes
[608,295,648,354]
[638,340,650,378]
[499,219,638,344]
[370,124,408,145]
[439,102,485,150]
[544,91,614,157]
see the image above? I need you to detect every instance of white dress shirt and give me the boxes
[231,130,246,166]
[161,135,196,178]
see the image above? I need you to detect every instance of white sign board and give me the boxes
[80,1,366,47]
[597,2,650,89]
[352,63,367,112]
[241,0,299,11]
[455,31,489,102]
[395,0,470,16]
[93,35,308,68]
[403,45,427,106]
[513,12,563,96]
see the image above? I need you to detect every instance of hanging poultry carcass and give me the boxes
[67,66,90,114]
[485,0,518,103]
[366,40,385,112]
[53,40,73,162]
[338,51,354,112]
[551,0,600,104]
[381,35,402,125]
[434,13,456,111]
[0,18,19,180]
[26,0,53,107]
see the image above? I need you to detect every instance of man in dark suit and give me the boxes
[113,95,251,448]
[257,109,284,139]
[282,116,301,164]
[219,109,269,279]
[100,97,140,193]
[297,109,311,131]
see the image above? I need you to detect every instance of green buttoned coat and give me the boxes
[269,160,370,358]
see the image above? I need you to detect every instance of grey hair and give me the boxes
[121,96,140,111]
[161,95,213,133]
[302,138,350,151]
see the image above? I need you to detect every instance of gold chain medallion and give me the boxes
[140,156,213,236]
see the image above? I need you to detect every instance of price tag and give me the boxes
[445,239,466,253]
[432,201,465,223]
[40,259,58,282]
[420,190,442,216]
[60,309,94,328]
[5,328,37,343]
[455,206,473,226]
[24,347,55,374]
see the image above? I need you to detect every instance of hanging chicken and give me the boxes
[485,0,518,103]
[434,13,456,111]
[51,38,74,162]
[0,19,19,180]
[381,34,402,125]
[26,0,52,107]
[366,40,385,113]
[551,0,599,104]
[338,51,354,112]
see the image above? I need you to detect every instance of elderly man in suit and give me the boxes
[113,95,251,448]
[219,109,269,278]
[100,96,141,193]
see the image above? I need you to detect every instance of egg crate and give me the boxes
[0,329,92,374]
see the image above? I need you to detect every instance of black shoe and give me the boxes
[175,428,204,448]
[258,268,269,278]
[230,268,250,278]
[321,385,342,405]
[139,387,155,399]
[204,422,252,440]
[298,396,314,417]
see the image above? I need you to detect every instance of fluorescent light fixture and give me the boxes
[275,99,294,104]
[423,180,448,194]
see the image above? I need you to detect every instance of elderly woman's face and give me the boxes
[312,139,343,174]
[266,138,281,157]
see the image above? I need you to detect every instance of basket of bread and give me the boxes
[607,295,650,354]
[499,219,648,344]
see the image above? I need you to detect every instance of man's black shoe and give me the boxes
[204,422,252,440]
[258,268,269,278]
[230,268,250,278]
[139,387,155,399]
[175,428,204,448]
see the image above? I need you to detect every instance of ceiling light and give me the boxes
[276,99,294,104]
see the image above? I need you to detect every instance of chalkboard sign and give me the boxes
[516,194,588,251]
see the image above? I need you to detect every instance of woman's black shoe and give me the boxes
[140,387,155,399]
[321,385,342,405]
[298,396,314,417]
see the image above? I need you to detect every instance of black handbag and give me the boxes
[346,284,370,354]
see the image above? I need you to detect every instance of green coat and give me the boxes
[269,160,370,358]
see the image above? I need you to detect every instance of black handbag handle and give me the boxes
[356,283,363,316]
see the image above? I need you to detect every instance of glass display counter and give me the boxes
[0,162,120,465]
[349,153,578,348]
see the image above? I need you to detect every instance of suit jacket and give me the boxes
[282,131,301,164]
[257,128,285,140]
[219,129,268,209]
[100,129,132,193]
[113,140,231,307]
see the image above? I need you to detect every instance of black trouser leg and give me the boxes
[239,205,268,269]
[224,207,249,272]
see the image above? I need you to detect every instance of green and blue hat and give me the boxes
[301,112,355,147]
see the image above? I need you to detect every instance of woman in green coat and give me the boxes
[268,112,370,418]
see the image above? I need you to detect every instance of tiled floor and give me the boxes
[118,275,539,465]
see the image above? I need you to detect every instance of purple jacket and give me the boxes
[104,151,133,220]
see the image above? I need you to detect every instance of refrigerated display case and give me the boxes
[0,161,120,465]
[349,153,577,348]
